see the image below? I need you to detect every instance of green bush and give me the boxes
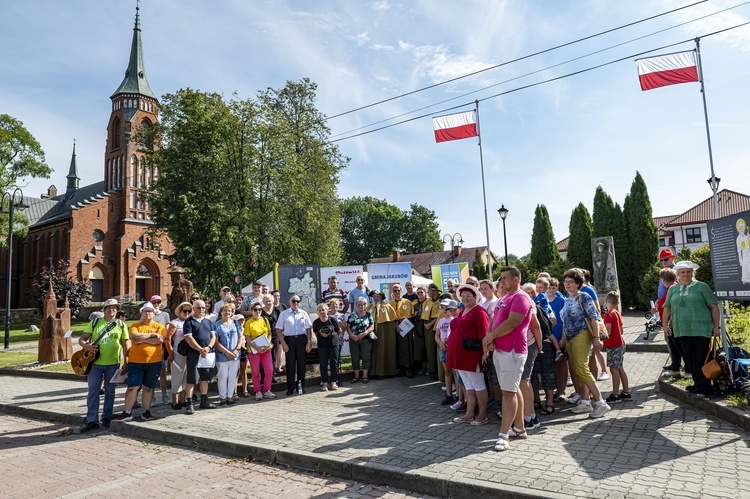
[726,301,750,350]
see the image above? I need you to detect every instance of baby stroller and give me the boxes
[643,311,662,340]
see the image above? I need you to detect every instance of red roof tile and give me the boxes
[664,189,750,227]
[368,246,488,276]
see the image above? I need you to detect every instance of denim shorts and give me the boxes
[127,362,162,389]
[439,349,447,364]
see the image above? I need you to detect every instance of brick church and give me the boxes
[0,8,175,308]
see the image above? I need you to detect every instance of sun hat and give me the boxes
[659,249,675,259]
[150,295,162,303]
[101,298,121,311]
[140,302,156,312]
[456,283,480,297]
[673,260,699,271]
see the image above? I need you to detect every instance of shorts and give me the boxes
[439,349,447,364]
[239,346,248,363]
[521,342,539,380]
[127,362,162,389]
[455,371,464,387]
[493,350,527,393]
[457,368,486,391]
[483,351,499,386]
[606,344,626,369]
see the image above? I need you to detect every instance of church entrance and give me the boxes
[135,261,153,301]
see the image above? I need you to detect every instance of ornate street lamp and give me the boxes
[2,188,28,349]
[497,205,509,266]
[442,233,464,263]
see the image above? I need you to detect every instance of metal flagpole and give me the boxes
[695,37,728,354]
[475,100,494,280]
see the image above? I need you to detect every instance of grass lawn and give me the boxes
[2,319,91,345]
[663,373,748,409]
[0,351,38,368]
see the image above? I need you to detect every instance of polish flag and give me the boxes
[433,110,478,143]
[635,50,699,91]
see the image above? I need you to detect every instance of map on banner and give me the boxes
[277,265,321,313]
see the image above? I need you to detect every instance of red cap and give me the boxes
[658,249,675,260]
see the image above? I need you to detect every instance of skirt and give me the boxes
[531,341,557,391]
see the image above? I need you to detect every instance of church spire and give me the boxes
[111,4,155,99]
[65,140,79,194]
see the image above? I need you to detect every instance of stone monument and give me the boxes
[591,236,619,301]
[168,267,194,320]
[37,279,73,362]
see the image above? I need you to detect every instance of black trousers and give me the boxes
[666,333,685,372]
[675,335,712,395]
[285,335,308,391]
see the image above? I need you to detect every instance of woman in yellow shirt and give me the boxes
[243,304,276,401]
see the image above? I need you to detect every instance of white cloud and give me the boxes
[371,1,390,12]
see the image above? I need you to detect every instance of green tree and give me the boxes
[567,203,593,271]
[399,204,442,255]
[1,114,52,248]
[623,172,659,308]
[593,186,627,299]
[471,250,488,280]
[30,259,92,319]
[529,204,560,272]
[693,244,713,289]
[676,246,692,261]
[340,196,402,265]
[143,80,347,295]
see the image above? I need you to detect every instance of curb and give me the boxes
[657,378,750,433]
[624,343,668,353]
[1,403,563,499]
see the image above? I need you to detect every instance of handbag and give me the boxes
[702,337,723,380]
[455,311,482,352]
[578,295,609,342]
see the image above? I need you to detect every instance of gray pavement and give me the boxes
[1,312,748,498]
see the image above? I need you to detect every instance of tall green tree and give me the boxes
[1,114,52,248]
[567,203,593,271]
[529,204,560,272]
[400,204,442,255]
[143,80,347,295]
[593,185,627,297]
[622,171,659,308]
[340,196,402,265]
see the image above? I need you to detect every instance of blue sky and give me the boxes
[3,0,750,263]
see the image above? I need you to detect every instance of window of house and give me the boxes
[686,228,702,243]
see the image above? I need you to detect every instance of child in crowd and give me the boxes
[603,292,631,403]
[436,299,457,405]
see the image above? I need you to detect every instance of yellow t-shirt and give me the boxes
[244,317,271,342]
[392,298,414,320]
[128,321,167,364]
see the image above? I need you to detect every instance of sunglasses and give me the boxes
[252,308,262,312]
[660,258,672,262]
[180,309,191,314]
[291,300,301,303]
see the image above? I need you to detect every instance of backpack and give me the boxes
[535,304,553,341]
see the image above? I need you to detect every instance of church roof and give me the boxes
[111,7,155,99]
[29,181,109,228]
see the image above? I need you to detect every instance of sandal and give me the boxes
[470,417,490,426]
[453,416,474,423]
[351,378,359,383]
[553,395,566,403]
[533,401,543,411]
[494,437,510,452]
[242,391,251,398]
[362,378,369,384]
[540,405,555,416]
[508,426,528,439]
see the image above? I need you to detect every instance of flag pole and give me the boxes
[475,100,494,280]
[695,37,728,355]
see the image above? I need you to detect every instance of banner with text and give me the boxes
[431,263,470,291]
[320,265,364,297]
[366,263,412,301]
[708,210,750,300]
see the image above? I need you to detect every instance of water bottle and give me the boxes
[298,380,303,396]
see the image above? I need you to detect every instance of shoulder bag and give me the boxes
[578,295,609,342]
[702,337,723,380]
[456,310,482,352]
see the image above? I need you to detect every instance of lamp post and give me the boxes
[442,232,464,263]
[2,187,27,349]
[497,205,509,266]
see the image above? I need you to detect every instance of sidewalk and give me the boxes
[2,341,749,498]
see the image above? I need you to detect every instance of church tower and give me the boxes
[104,4,159,223]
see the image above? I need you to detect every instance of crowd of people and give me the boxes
[79,264,678,453]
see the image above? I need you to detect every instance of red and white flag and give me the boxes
[635,50,699,91]
[432,110,478,143]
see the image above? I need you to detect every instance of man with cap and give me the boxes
[654,249,685,376]
[78,299,130,432]
[213,286,232,315]
[240,281,264,318]
[115,302,166,422]
[150,295,171,405]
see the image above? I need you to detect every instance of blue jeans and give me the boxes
[318,346,339,383]
[87,363,119,423]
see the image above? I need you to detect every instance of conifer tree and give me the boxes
[530,204,560,272]
[622,172,659,308]
[567,203,593,271]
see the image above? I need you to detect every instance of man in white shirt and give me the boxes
[276,294,313,395]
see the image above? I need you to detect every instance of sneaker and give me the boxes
[263,391,277,399]
[590,403,611,418]
[486,399,501,410]
[78,421,100,433]
[330,383,339,391]
[417,368,427,375]
[424,370,432,377]
[161,394,170,405]
[185,404,195,415]
[141,410,157,421]
[567,393,582,405]
[597,372,610,381]
[114,411,133,422]
[450,401,466,411]
[441,385,446,391]
[219,400,228,406]
[605,394,621,404]
[524,417,540,430]
[566,376,573,387]
[683,373,692,380]
[555,350,565,363]
[256,392,263,401]
[618,392,632,401]
[570,402,592,414]
[321,385,329,392]
[101,418,111,428]
[441,394,454,405]
[227,399,237,406]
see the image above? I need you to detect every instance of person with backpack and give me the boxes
[77,299,130,432]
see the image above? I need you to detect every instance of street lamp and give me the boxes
[442,232,464,263]
[2,188,28,349]
[497,205,509,266]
